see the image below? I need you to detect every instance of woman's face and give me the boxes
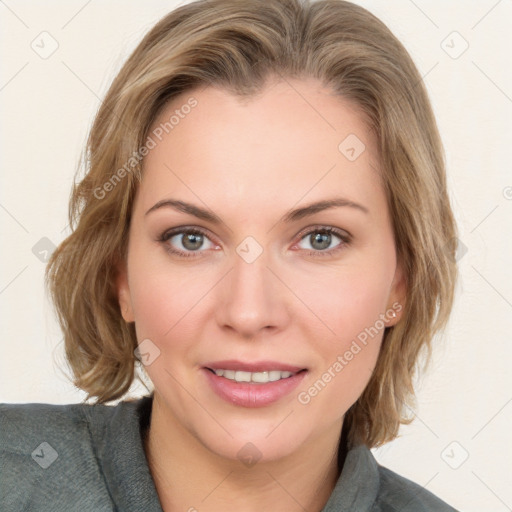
[117,77,405,462]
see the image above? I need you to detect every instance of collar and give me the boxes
[95,394,380,512]
[321,442,380,511]
[96,394,162,511]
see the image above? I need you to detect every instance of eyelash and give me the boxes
[158,225,351,259]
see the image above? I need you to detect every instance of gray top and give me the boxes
[0,395,458,511]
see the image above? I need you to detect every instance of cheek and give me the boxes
[128,265,209,392]
[293,264,392,410]
[127,255,208,341]
[300,263,393,343]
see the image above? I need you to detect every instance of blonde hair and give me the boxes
[45,0,457,448]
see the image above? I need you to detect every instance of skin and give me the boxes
[116,76,406,512]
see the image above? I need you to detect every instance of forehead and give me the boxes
[136,79,383,218]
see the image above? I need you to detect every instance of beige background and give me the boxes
[1,1,511,510]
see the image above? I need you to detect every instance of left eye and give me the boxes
[296,227,347,254]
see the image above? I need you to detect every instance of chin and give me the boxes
[204,431,305,466]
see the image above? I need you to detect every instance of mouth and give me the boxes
[204,367,308,384]
[201,360,309,408]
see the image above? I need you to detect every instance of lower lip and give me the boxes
[202,368,307,408]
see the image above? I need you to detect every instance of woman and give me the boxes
[1,0,459,510]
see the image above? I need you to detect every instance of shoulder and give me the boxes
[0,400,123,511]
[1,399,107,429]
[374,463,458,511]
[324,443,458,511]
[0,400,118,457]
[0,398,124,433]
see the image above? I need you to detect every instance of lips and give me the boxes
[201,359,308,408]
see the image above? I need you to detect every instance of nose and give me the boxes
[215,248,290,340]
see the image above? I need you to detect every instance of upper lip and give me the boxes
[203,360,307,373]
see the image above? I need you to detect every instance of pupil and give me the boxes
[183,233,203,250]
[311,232,330,250]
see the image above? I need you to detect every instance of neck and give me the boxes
[143,394,344,512]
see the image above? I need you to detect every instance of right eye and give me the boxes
[158,227,217,258]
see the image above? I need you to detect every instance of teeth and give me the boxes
[213,369,295,383]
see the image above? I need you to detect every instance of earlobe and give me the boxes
[116,260,135,323]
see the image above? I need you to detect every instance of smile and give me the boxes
[206,368,303,384]
[202,366,308,408]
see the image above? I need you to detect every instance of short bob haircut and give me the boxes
[45,0,457,449]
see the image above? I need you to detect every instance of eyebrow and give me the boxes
[145,197,369,224]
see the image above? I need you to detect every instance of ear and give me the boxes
[115,258,135,323]
[386,260,406,327]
